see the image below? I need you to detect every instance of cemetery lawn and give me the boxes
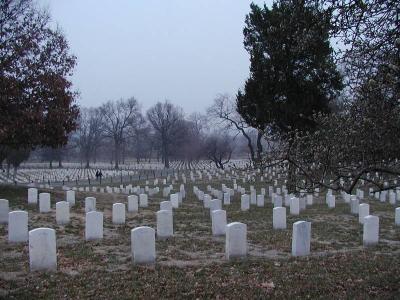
[1,184,400,299]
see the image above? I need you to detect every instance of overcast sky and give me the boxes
[37,0,270,114]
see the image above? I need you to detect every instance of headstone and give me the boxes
[56,201,70,225]
[170,193,179,208]
[85,211,103,240]
[396,207,400,226]
[8,211,28,242]
[241,194,250,211]
[157,210,173,238]
[358,203,370,224]
[274,195,282,208]
[223,193,230,205]
[29,228,57,271]
[250,191,256,205]
[306,194,313,206]
[28,188,38,204]
[0,199,9,223]
[291,221,311,256]
[139,194,148,207]
[225,222,247,260]
[128,195,139,212]
[350,197,359,214]
[112,203,126,224]
[66,190,75,206]
[327,195,335,208]
[257,195,265,207]
[203,194,211,208]
[210,199,222,212]
[131,226,156,264]
[273,207,287,229]
[290,197,300,215]
[363,215,379,246]
[211,209,227,236]
[39,193,51,213]
[85,197,96,212]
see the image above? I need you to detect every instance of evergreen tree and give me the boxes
[237,0,343,134]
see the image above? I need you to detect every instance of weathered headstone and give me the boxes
[8,211,28,243]
[85,197,96,213]
[39,193,51,213]
[363,215,379,246]
[66,190,75,206]
[225,222,247,260]
[128,195,139,212]
[112,203,126,224]
[273,207,287,229]
[0,199,9,224]
[290,197,300,215]
[358,203,370,224]
[211,209,227,236]
[131,226,156,264]
[157,210,173,238]
[292,221,311,256]
[85,211,103,240]
[56,201,70,225]
[139,194,148,207]
[29,228,57,271]
[28,188,38,205]
[241,194,250,211]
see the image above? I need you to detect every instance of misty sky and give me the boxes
[37,0,270,114]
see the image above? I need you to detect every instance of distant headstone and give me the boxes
[28,188,38,205]
[128,195,139,212]
[66,190,75,206]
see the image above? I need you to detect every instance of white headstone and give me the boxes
[29,228,57,271]
[292,221,311,256]
[128,195,139,212]
[85,197,96,213]
[256,195,265,207]
[39,193,51,213]
[131,226,156,264]
[66,190,75,206]
[157,210,173,238]
[8,211,28,243]
[56,201,70,225]
[28,188,38,204]
[170,193,179,208]
[210,199,222,212]
[0,199,9,223]
[290,197,300,215]
[350,197,359,214]
[223,193,230,205]
[225,222,247,260]
[139,194,148,207]
[358,203,370,224]
[395,207,400,226]
[85,211,103,240]
[273,207,287,229]
[211,209,227,236]
[241,194,250,211]
[363,215,379,246]
[112,203,126,224]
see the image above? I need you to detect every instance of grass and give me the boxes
[0,181,400,299]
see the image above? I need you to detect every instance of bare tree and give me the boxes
[147,101,184,168]
[74,108,103,168]
[204,133,234,170]
[100,97,139,169]
[207,93,264,168]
